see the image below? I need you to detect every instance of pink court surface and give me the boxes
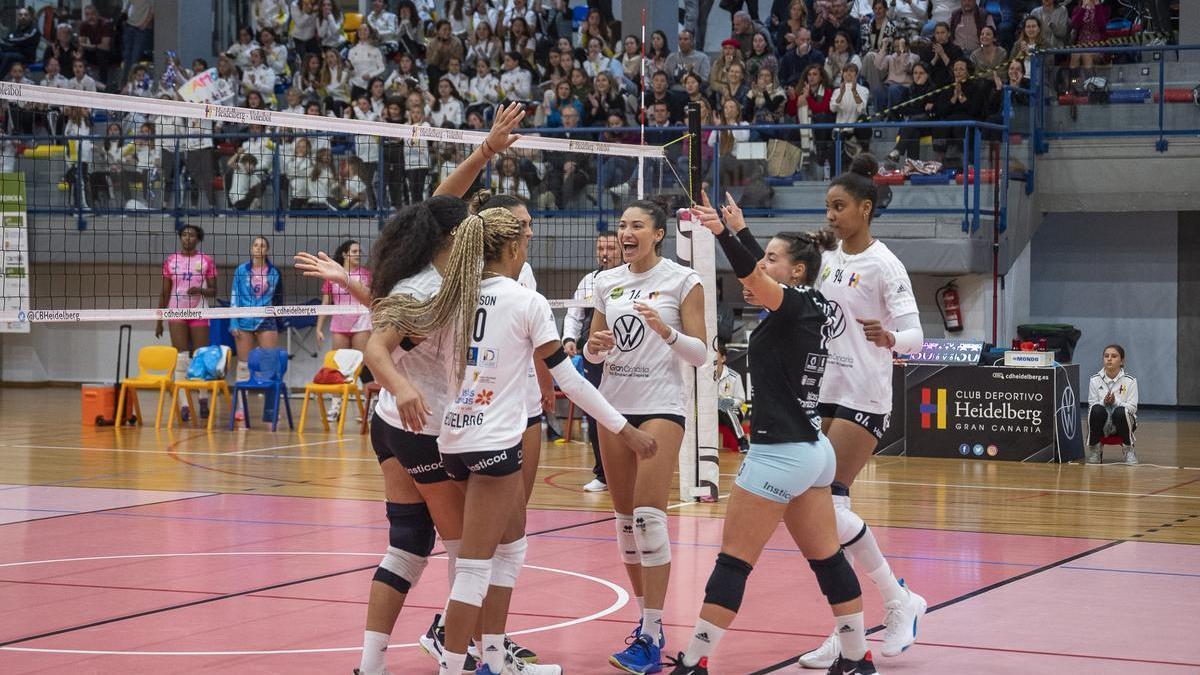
[1,388,1199,674]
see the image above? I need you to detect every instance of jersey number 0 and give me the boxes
[473,308,487,342]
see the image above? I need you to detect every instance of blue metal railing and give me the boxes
[1031,43,1200,154]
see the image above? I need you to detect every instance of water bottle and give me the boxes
[822,160,831,181]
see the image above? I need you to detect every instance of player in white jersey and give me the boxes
[462,190,558,667]
[294,104,550,675]
[583,199,709,674]
[799,154,928,670]
[563,232,621,492]
[372,207,658,675]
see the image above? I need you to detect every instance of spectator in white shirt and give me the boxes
[316,0,345,50]
[321,46,352,115]
[444,56,469,98]
[290,0,320,57]
[257,28,289,75]
[241,48,277,101]
[1086,344,1140,465]
[401,105,432,204]
[65,58,98,91]
[227,26,260,69]
[252,0,290,34]
[467,57,501,106]
[831,62,872,158]
[498,52,533,102]
[42,56,69,87]
[367,0,400,56]
[430,77,467,127]
[348,24,387,97]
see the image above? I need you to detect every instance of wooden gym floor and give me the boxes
[0,386,1198,673]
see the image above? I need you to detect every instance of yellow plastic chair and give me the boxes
[298,349,365,435]
[115,345,179,429]
[343,12,363,44]
[168,346,232,432]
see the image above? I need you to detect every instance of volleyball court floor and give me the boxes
[1,389,1198,674]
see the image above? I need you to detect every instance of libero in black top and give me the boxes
[748,284,834,444]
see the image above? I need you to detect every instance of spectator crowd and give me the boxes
[0,0,1168,209]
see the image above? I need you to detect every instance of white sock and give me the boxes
[846,527,906,605]
[866,559,905,606]
[835,612,867,660]
[359,630,389,675]
[683,618,724,666]
[482,634,505,671]
[641,607,663,642]
[439,649,467,675]
[635,595,645,611]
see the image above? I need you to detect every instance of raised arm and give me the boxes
[433,101,525,198]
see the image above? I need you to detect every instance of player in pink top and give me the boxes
[316,239,372,420]
[155,224,217,420]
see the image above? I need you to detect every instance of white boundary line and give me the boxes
[0,82,666,159]
[0,551,629,656]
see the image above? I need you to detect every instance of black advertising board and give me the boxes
[1053,363,1084,462]
[904,366,1057,461]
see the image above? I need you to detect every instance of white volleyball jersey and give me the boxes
[376,265,452,435]
[517,261,542,417]
[439,276,561,454]
[593,258,702,416]
[816,240,918,414]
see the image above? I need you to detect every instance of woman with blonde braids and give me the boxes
[374,207,659,675]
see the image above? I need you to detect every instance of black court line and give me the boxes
[746,538,1125,675]
[0,514,616,648]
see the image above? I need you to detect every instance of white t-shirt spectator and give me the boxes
[65,73,98,91]
[253,0,290,33]
[227,40,261,69]
[317,14,343,48]
[242,63,277,96]
[831,82,870,125]
[367,9,400,46]
[430,98,465,127]
[348,43,386,88]
[290,1,318,41]
[499,67,532,100]
[468,72,501,105]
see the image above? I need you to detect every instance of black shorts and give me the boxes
[815,403,890,441]
[441,442,523,480]
[370,413,461,484]
[625,413,686,430]
[526,415,541,429]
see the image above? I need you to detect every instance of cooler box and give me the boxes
[81,383,134,426]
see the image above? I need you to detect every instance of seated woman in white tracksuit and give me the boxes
[1086,344,1139,465]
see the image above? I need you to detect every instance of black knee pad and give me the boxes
[386,501,436,556]
[703,553,753,612]
[831,481,851,498]
[808,549,861,605]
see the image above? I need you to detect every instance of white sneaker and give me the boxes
[1123,447,1139,465]
[502,652,562,674]
[797,632,839,669]
[1086,446,1103,464]
[583,478,608,492]
[881,580,927,657]
[326,399,342,422]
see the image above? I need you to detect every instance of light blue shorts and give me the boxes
[734,436,837,504]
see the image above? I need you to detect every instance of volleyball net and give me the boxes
[0,82,686,327]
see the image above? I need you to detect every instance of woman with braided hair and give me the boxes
[373,206,658,675]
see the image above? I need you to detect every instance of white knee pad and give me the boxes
[834,499,866,547]
[443,538,461,580]
[448,557,492,607]
[633,506,671,567]
[379,545,430,588]
[615,513,639,565]
[489,537,528,589]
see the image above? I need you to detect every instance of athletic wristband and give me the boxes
[584,340,608,364]
[717,228,759,279]
[547,359,627,434]
[736,227,765,260]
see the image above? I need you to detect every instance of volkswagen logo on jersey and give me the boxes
[823,299,847,342]
[613,313,646,352]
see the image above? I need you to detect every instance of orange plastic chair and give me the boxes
[168,346,232,431]
[299,350,365,435]
[360,381,382,434]
[115,345,178,429]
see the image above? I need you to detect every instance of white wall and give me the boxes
[1029,212,1178,405]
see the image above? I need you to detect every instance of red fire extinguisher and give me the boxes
[936,282,964,333]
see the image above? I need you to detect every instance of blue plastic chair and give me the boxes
[230,348,294,431]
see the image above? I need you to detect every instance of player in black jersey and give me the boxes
[666,194,880,675]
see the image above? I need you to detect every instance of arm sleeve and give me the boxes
[667,328,708,367]
[736,227,765,260]
[889,312,924,355]
[717,228,760,278]
[547,357,627,433]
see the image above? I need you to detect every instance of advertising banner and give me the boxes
[0,173,29,333]
[905,366,1056,461]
